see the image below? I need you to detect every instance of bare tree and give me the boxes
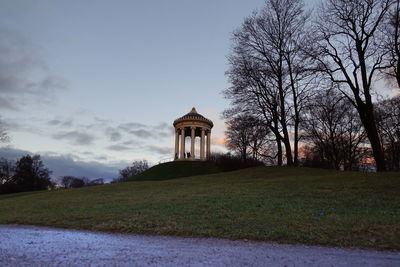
[60,176,87,188]
[224,0,314,166]
[0,158,14,184]
[61,176,75,188]
[376,96,400,170]
[280,1,316,165]
[303,89,368,170]
[225,115,251,161]
[224,58,284,165]
[119,160,149,180]
[61,176,102,188]
[87,178,104,186]
[313,0,393,171]
[382,0,400,87]
[248,119,270,161]
[225,114,269,161]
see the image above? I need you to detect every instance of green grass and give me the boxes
[124,161,221,181]
[0,166,399,251]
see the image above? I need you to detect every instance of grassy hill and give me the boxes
[0,166,399,250]
[124,161,221,181]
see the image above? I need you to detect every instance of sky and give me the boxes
[0,0,394,182]
[1,0,395,180]
[0,0,275,179]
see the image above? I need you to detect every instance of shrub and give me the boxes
[209,153,264,172]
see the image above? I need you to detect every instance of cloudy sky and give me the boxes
[0,0,274,179]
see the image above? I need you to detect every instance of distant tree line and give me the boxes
[224,0,400,172]
[59,176,104,188]
[0,154,107,194]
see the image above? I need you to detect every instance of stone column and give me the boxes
[206,130,211,160]
[180,128,185,159]
[190,127,195,160]
[200,128,205,160]
[174,129,179,160]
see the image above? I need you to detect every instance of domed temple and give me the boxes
[173,107,213,161]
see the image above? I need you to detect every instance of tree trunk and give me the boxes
[357,103,386,171]
[293,121,299,166]
[277,73,293,165]
[355,37,386,171]
[394,0,400,89]
[286,56,300,166]
[276,137,282,166]
[271,117,283,166]
[282,137,293,165]
[366,125,386,172]
[395,143,400,171]
[396,59,400,88]
[242,148,247,162]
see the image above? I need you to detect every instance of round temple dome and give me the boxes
[173,107,213,161]
[173,107,214,128]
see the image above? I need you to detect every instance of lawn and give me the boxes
[0,166,399,250]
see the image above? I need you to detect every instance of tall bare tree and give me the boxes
[224,0,314,166]
[224,56,284,165]
[313,0,393,171]
[382,0,400,87]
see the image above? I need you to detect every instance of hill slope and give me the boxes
[0,166,399,250]
[124,161,221,181]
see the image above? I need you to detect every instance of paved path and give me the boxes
[0,225,399,266]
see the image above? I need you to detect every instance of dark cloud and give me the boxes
[52,131,95,145]
[110,132,122,141]
[105,127,122,142]
[47,119,62,125]
[34,76,67,91]
[115,121,173,140]
[2,118,43,135]
[122,140,139,145]
[105,141,171,156]
[0,28,67,110]
[129,129,153,138]
[118,122,146,132]
[105,140,139,150]
[144,145,172,155]
[106,144,133,151]
[88,119,173,145]
[94,155,108,161]
[153,122,169,130]
[44,156,117,180]
[158,126,175,136]
[150,123,174,137]
[0,96,18,110]
[47,118,73,127]
[0,146,119,180]
[63,120,73,127]
[93,116,112,124]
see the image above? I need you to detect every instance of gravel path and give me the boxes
[0,225,399,267]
